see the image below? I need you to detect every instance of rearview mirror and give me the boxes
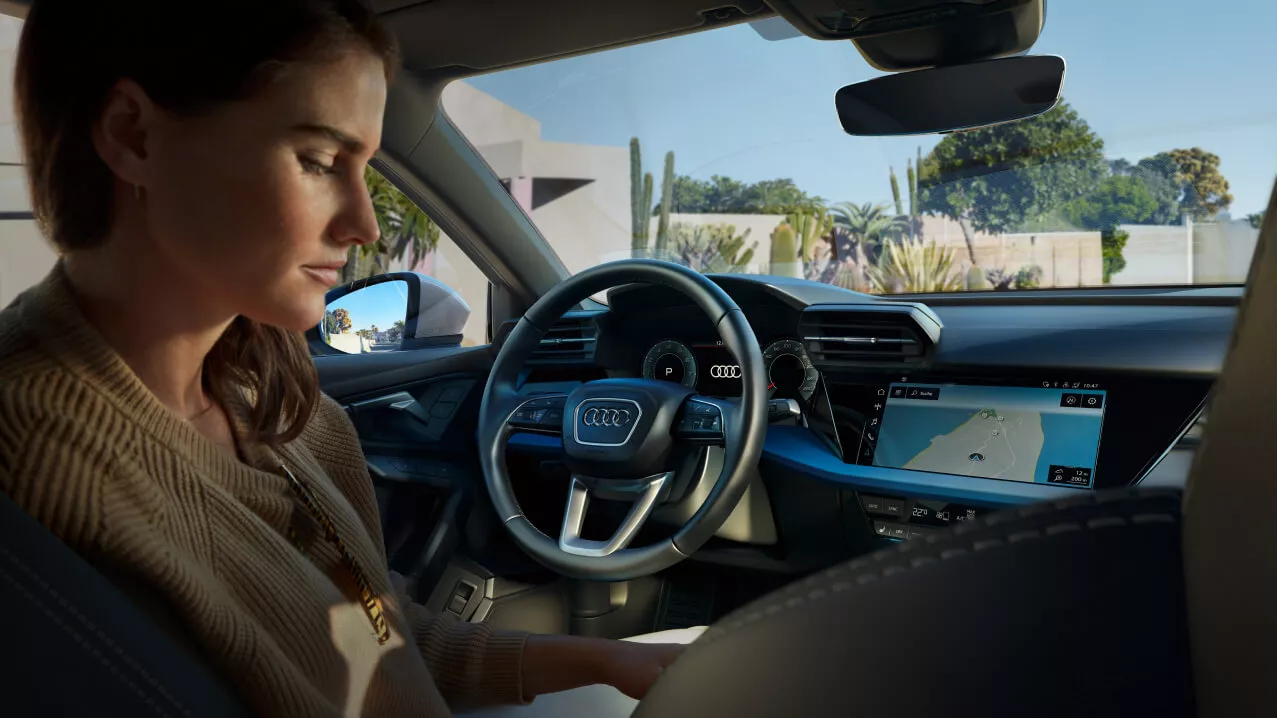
[835,55,1065,136]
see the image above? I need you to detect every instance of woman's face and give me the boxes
[140,50,387,331]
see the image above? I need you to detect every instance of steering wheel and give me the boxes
[478,260,769,581]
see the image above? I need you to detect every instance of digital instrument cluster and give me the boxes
[640,338,821,401]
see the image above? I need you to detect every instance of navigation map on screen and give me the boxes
[872,383,1107,487]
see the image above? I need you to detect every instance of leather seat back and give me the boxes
[0,490,250,717]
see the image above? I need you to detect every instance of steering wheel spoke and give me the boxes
[560,473,673,557]
[506,393,568,435]
[672,395,734,445]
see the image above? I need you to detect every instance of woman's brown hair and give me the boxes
[15,0,399,446]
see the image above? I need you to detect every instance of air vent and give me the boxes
[799,303,941,369]
[529,315,599,364]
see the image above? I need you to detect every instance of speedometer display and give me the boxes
[763,339,819,401]
[642,339,698,389]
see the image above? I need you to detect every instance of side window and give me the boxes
[0,17,55,310]
[319,168,490,354]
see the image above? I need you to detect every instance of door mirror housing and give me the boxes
[310,272,471,355]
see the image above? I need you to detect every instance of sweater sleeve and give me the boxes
[301,394,532,710]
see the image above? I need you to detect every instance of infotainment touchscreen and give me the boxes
[871,383,1106,488]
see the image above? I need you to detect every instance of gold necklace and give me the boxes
[279,462,390,645]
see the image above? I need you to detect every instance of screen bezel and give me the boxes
[870,380,1108,489]
[814,371,1210,491]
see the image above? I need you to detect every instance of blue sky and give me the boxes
[466,0,1277,217]
[329,280,409,332]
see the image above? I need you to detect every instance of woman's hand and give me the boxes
[597,641,686,699]
[521,634,687,701]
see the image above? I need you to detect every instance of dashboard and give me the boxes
[515,273,1232,562]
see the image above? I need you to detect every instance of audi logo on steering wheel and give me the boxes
[710,364,742,379]
[582,407,631,427]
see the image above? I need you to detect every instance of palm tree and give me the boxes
[345,167,442,285]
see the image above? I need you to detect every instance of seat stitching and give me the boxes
[698,512,1177,649]
[0,560,174,717]
[0,546,195,717]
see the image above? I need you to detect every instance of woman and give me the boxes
[0,1,683,716]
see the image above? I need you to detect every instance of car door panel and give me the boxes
[315,346,494,601]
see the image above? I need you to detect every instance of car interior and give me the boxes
[1,0,1273,716]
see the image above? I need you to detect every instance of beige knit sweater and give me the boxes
[0,264,530,717]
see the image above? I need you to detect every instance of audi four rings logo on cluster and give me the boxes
[710,364,742,379]
[582,407,632,427]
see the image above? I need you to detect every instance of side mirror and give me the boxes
[310,272,471,355]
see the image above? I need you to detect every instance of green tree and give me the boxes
[1063,175,1159,229]
[667,175,821,214]
[387,319,405,343]
[1063,174,1165,284]
[918,100,1106,269]
[1247,211,1266,229]
[324,308,352,335]
[1138,148,1232,221]
[1099,229,1130,283]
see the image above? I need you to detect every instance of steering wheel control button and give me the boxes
[509,395,567,430]
[675,400,725,440]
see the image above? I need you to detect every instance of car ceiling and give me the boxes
[374,0,777,78]
[0,1,779,77]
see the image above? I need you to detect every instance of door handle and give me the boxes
[348,392,433,426]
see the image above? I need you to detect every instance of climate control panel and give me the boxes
[858,492,987,541]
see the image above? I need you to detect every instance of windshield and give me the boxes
[445,1,1273,294]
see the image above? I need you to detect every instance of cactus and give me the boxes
[889,166,903,216]
[787,208,832,265]
[906,159,918,240]
[670,223,756,273]
[629,138,652,256]
[906,160,917,217]
[706,224,756,270]
[966,264,989,290]
[654,151,675,258]
[768,223,801,278]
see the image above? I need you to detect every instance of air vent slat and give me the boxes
[799,303,941,370]
[529,316,599,364]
